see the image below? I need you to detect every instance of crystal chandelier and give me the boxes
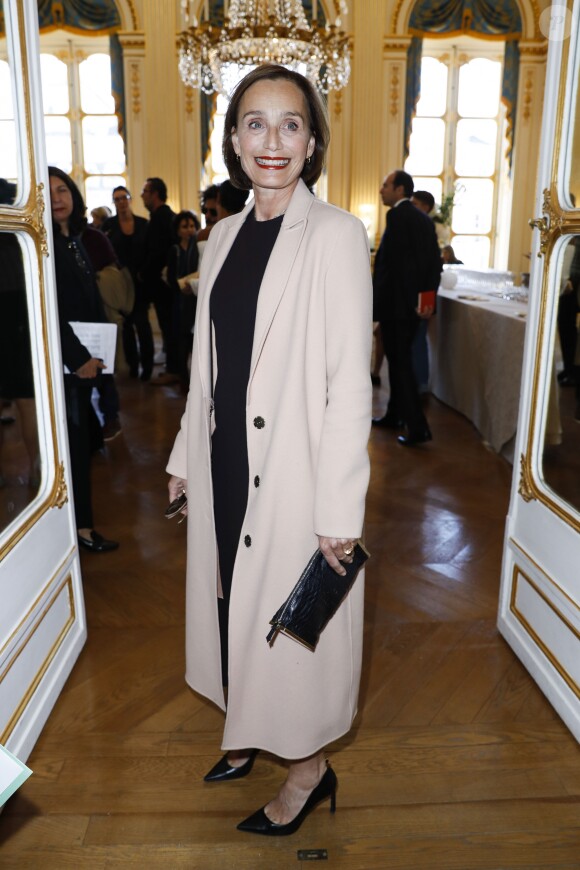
[178,1,351,97]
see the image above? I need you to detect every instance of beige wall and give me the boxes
[121,0,549,270]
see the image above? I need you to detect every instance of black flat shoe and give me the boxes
[397,429,432,446]
[237,765,337,837]
[372,414,404,429]
[78,530,119,553]
[204,749,258,782]
[557,370,576,386]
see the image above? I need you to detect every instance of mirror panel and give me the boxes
[541,236,580,515]
[0,0,22,205]
[0,230,42,535]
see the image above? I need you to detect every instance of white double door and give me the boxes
[499,7,580,740]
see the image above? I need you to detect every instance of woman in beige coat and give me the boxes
[167,65,372,836]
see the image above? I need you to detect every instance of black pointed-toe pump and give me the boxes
[237,765,337,836]
[203,749,259,783]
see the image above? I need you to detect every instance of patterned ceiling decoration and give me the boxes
[37,0,121,33]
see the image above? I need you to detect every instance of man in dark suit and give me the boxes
[372,170,442,445]
[140,177,177,385]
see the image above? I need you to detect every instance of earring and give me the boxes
[236,154,241,161]
[305,156,311,165]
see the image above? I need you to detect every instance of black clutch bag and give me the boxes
[266,542,369,651]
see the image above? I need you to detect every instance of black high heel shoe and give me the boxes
[203,749,258,783]
[236,765,337,836]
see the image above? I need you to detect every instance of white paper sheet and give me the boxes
[65,321,117,374]
[0,744,32,805]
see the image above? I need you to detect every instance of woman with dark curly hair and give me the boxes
[166,210,199,389]
[48,166,118,553]
[167,66,372,836]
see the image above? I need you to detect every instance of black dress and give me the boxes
[210,210,283,684]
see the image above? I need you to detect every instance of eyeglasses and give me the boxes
[202,206,218,218]
[113,194,130,203]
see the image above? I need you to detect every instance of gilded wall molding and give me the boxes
[0,574,76,744]
[124,0,139,30]
[184,85,194,115]
[529,188,564,257]
[389,64,400,117]
[520,181,580,532]
[391,0,406,32]
[529,187,567,258]
[117,31,145,50]
[510,565,580,698]
[518,453,535,502]
[130,62,141,115]
[519,40,548,57]
[18,183,49,257]
[522,67,534,123]
[51,462,68,509]
[383,36,411,55]
[529,0,542,40]
[510,538,580,614]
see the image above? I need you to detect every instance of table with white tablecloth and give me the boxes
[429,286,529,460]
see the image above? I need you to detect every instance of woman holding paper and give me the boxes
[48,167,118,553]
[166,66,372,835]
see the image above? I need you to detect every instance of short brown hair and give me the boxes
[223,64,330,190]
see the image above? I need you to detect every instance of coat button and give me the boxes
[254,475,260,488]
[244,535,252,547]
[253,416,265,429]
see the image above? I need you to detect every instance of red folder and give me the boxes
[418,290,436,314]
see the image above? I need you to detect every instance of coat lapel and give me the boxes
[248,180,314,389]
[195,203,254,398]
[195,181,315,399]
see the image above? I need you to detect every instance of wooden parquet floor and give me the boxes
[1,369,579,869]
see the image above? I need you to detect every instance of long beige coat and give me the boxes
[167,180,372,759]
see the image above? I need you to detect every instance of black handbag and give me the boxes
[266,542,369,651]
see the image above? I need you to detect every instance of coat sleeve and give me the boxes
[59,318,92,373]
[313,217,373,538]
[165,225,223,480]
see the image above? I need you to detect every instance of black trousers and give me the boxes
[97,374,120,424]
[173,294,196,385]
[381,316,429,435]
[152,284,180,374]
[123,293,154,376]
[64,378,93,529]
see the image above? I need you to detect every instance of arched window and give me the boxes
[405,40,511,268]
[403,0,522,268]
[39,32,126,214]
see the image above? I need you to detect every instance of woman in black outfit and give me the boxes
[166,210,199,390]
[167,66,372,838]
[103,185,153,380]
[48,167,118,553]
